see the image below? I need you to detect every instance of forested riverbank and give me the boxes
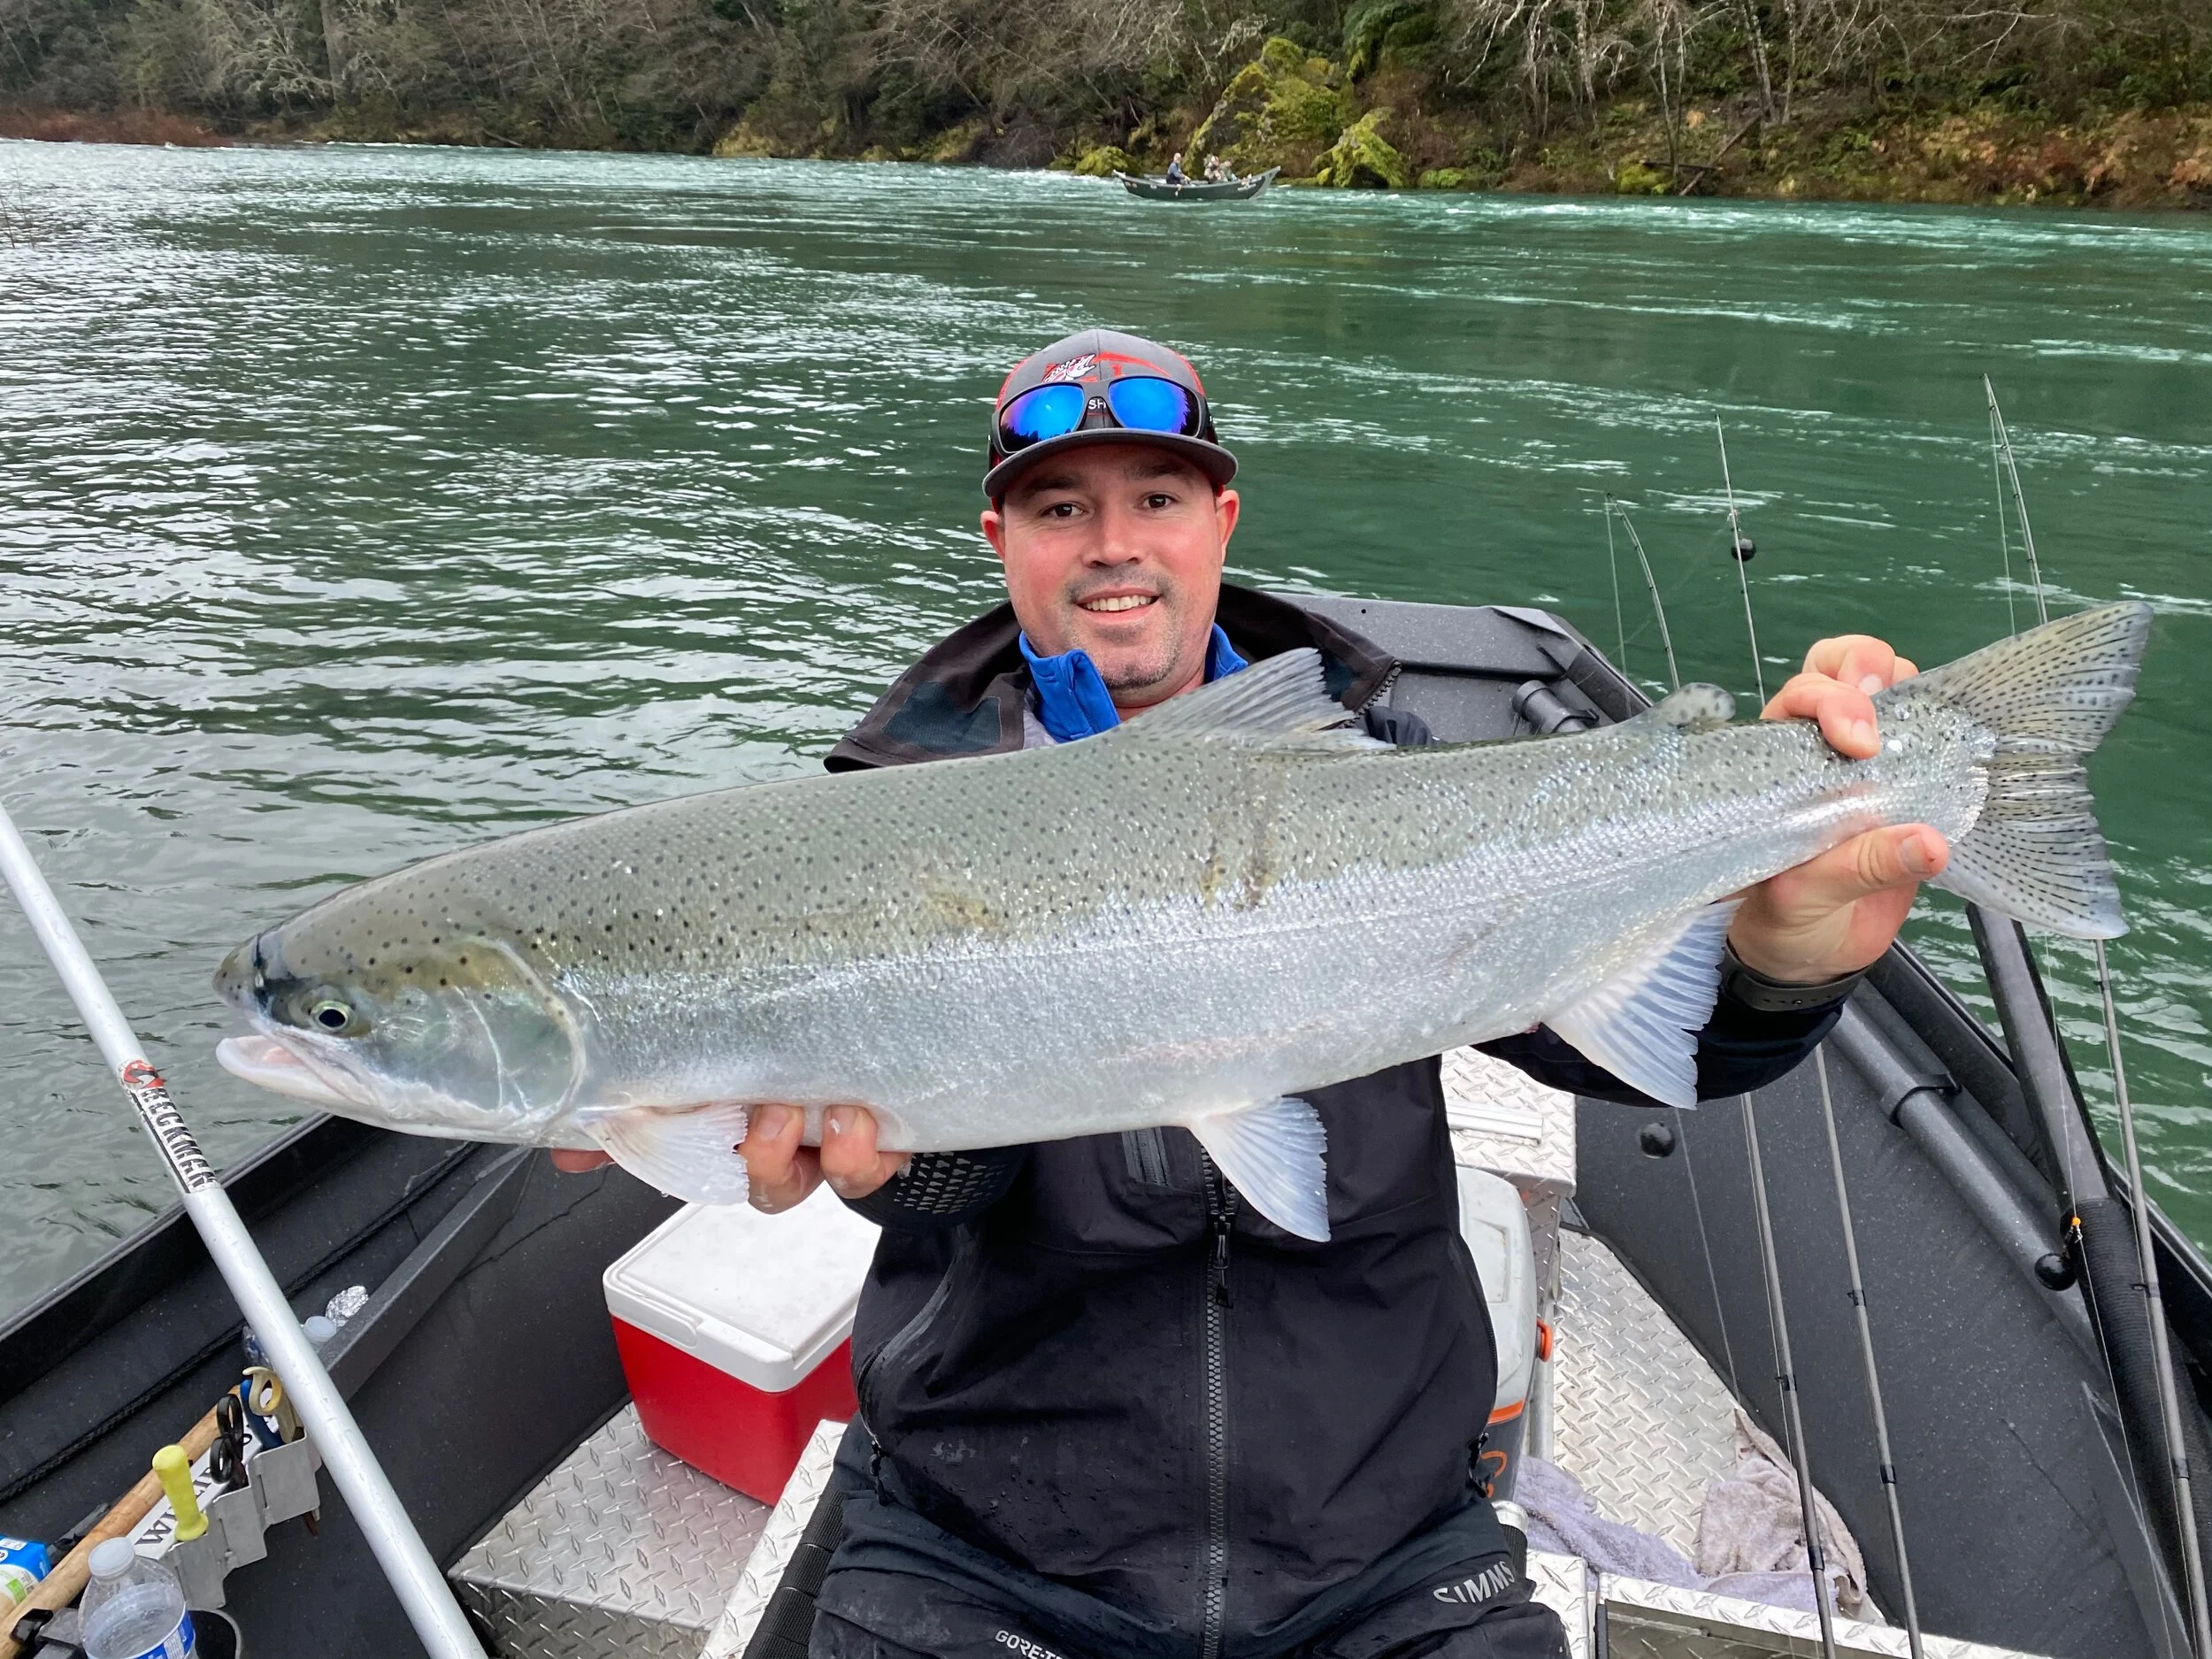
[3,0,2207,205]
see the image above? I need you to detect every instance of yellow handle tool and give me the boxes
[245,1365,301,1442]
[150,1444,206,1544]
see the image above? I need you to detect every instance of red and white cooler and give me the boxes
[603,1186,880,1502]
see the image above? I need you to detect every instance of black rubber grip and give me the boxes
[741,1443,858,1659]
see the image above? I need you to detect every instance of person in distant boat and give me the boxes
[1204,153,1227,181]
[556,329,1943,1659]
[1164,151,1187,184]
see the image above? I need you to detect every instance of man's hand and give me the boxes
[1727,634,1950,985]
[549,1105,909,1209]
[740,1105,910,1210]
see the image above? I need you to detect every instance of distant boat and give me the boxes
[1115,167,1279,202]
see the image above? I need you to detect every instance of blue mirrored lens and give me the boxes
[1001,383,1085,447]
[1105,377,1194,434]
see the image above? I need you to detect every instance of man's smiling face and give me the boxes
[981,443,1241,713]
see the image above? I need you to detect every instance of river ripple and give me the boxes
[1,142,2208,1310]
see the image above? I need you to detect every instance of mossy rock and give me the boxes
[926,118,990,165]
[711,123,778,157]
[1190,38,1348,174]
[1342,0,1431,78]
[1417,166,1479,189]
[1614,160,1672,194]
[1068,144,1137,177]
[1312,108,1411,188]
[1259,35,1336,83]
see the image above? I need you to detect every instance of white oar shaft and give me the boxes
[0,802,485,1659]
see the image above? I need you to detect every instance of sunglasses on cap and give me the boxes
[995,376,1205,455]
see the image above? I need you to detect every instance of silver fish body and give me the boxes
[215,603,2151,1239]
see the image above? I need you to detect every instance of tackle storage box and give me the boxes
[603,1186,880,1501]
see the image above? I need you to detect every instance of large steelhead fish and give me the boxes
[215,603,2151,1240]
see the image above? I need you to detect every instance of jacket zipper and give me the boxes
[1201,1161,1237,1659]
[856,1226,978,1430]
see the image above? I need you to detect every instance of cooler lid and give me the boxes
[603,1186,880,1394]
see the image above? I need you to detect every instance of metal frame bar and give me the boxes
[0,801,486,1659]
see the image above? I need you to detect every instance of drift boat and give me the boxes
[1115,168,1279,202]
[0,595,2202,1659]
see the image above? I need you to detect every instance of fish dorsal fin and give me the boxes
[1108,649,1386,750]
[1637,683,1737,732]
[1544,899,1740,1108]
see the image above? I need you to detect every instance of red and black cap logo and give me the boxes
[985,328,1238,499]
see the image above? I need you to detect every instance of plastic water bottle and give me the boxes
[81,1538,196,1659]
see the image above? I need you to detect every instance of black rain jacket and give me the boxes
[820,587,1843,1659]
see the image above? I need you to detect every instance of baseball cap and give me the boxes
[984,328,1239,499]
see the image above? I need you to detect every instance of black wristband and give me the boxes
[1717,942,1864,1014]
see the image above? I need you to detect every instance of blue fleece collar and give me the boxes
[1019,625,1248,742]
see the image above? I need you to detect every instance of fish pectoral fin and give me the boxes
[1545,899,1740,1110]
[588,1103,753,1207]
[1189,1097,1330,1242]
[1106,649,1385,751]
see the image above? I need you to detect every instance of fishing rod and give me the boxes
[1984,381,2212,1658]
[1610,499,1681,692]
[1708,495,1837,1656]
[1985,385,2019,637]
[1712,451,1920,1653]
[0,802,489,1659]
[1716,419,1766,706]
[2099,936,2212,1657]
[1740,1092,1839,1658]
[1985,377,2049,628]
[1602,494,1630,672]
[1598,491,1747,1440]
[1813,1049,1924,1658]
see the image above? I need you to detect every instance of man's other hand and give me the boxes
[741,1105,910,1210]
[548,1105,909,1210]
[1728,634,1950,985]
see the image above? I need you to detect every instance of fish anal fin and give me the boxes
[1111,649,1383,751]
[1188,1097,1330,1241]
[589,1102,753,1206]
[1545,900,1740,1109]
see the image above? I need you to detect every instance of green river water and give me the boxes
[2,142,2208,1315]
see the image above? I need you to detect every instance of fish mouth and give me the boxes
[216,1033,362,1110]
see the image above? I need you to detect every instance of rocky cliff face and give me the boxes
[1179,38,1415,189]
[1187,40,1348,180]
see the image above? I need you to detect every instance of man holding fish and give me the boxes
[219,328,2147,1659]
[569,331,1958,1659]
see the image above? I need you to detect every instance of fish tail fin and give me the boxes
[1880,602,2153,938]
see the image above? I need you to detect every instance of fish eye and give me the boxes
[303,994,364,1035]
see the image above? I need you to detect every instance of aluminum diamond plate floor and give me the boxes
[451,1406,770,1659]
[1551,1227,1741,1561]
